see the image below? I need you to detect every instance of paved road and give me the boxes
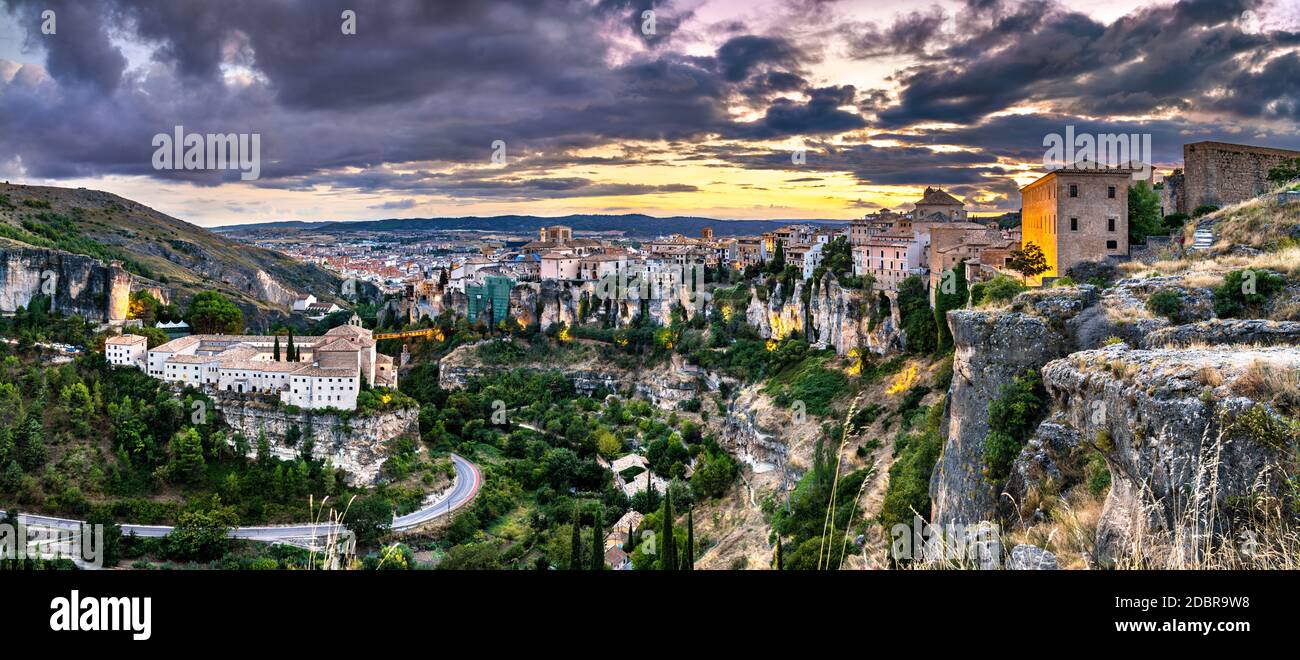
[7,453,481,546]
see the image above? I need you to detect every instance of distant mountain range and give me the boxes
[214,214,852,239]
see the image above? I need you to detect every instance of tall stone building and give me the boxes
[1178,141,1300,214]
[1020,166,1131,284]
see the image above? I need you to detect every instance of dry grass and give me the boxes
[1234,359,1300,415]
[1198,366,1224,388]
[1211,186,1300,250]
[1007,489,1105,570]
[1119,245,1300,281]
[1111,420,1300,570]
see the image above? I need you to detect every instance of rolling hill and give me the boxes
[0,183,346,326]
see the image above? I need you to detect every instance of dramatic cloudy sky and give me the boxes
[1,0,1298,226]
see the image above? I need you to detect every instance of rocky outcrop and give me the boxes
[215,395,419,485]
[438,342,704,408]
[1041,344,1299,564]
[1144,319,1300,348]
[744,275,901,356]
[0,245,131,322]
[716,384,792,473]
[929,287,1093,527]
[1009,544,1058,570]
[1005,417,1085,520]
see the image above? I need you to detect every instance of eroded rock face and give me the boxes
[215,395,419,485]
[437,341,704,408]
[1005,417,1084,520]
[1144,319,1300,348]
[1041,345,1298,564]
[929,287,1093,527]
[0,247,131,321]
[744,276,901,356]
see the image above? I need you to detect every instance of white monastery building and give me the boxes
[111,314,395,411]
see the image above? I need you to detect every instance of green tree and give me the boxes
[348,496,393,546]
[1128,181,1163,243]
[186,291,244,334]
[660,492,676,571]
[932,261,968,352]
[164,496,239,561]
[1267,157,1300,185]
[569,503,583,571]
[273,335,281,361]
[982,370,1047,482]
[168,427,206,483]
[686,508,694,571]
[590,507,603,570]
[85,509,123,567]
[897,276,936,354]
[1007,242,1049,279]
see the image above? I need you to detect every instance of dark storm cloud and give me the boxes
[840,5,948,59]
[0,0,859,188]
[701,141,1003,187]
[869,0,1300,127]
[727,85,868,139]
[873,113,1300,166]
[714,35,803,82]
[3,0,127,92]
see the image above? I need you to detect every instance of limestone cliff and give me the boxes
[744,276,901,356]
[1041,343,1298,564]
[214,395,419,485]
[0,243,131,322]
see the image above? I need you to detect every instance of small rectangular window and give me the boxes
[1069,217,1078,231]
[1107,185,1116,199]
[1069,184,1078,198]
[1106,240,1118,250]
[1107,218,1116,232]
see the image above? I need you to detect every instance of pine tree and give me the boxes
[273,335,281,361]
[569,504,582,571]
[591,507,603,570]
[686,508,694,571]
[660,492,675,571]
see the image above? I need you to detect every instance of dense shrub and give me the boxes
[1213,269,1286,318]
[981,370,1047,482]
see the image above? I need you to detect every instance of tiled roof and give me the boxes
[106,334,147,345]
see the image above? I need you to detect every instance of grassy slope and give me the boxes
[0,182,344,320]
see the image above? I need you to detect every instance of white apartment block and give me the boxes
[122,314,394,411]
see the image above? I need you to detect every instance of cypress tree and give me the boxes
[933,259,968,352]
[569,503,582,571]
[686,508,694,571]
[660,492,675,571]
[774,535,783,570]
[591,507,603,570]
[273,335,281,361]
[287,330,296,362]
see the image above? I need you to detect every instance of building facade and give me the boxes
[1020,167,1130,284]
[120,314,392,411]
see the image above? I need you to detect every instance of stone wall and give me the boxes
[1183,141,1300,213]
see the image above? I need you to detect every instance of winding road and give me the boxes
[7,453,481,549]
